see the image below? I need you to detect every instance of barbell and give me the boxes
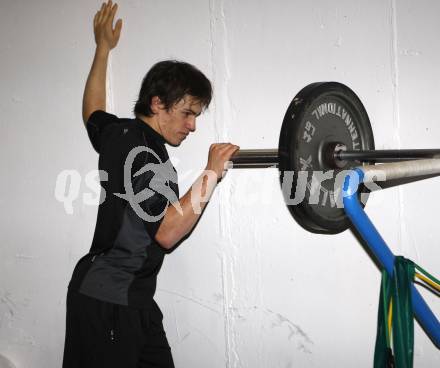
[230,82,440,234]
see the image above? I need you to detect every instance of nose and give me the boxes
[186,116,196,132]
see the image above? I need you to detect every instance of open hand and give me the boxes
[94,0,122,51]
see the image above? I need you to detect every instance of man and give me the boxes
[63,1,239,367]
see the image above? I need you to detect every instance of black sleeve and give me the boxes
[127,147,180,241]
[86,110,120,153]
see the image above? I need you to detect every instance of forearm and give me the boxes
[155,170,218,249]
[82,46,110,124]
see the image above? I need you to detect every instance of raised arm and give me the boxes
[82,0,123,124]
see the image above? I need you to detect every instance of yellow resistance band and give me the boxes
[415,272,440,293]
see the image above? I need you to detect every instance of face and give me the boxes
[154,95,203,146]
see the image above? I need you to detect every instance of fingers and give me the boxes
[210,143,240,159]
[96,1,116,26]
[109,2,118,26]
[102,0,112,20]
[209,143,236,151]
[223,145,240,161]
[114,18,123,42]
[96,2,106,23]
[94,12,99,28]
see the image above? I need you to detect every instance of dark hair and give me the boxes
[133,60,212,117]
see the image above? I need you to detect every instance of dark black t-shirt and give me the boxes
[68,110,179,308]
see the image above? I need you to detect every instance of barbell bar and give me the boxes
[231,148,440,168]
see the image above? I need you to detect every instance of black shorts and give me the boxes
[63,290,174,368]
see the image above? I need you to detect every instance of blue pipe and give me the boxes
[343,169,440,348]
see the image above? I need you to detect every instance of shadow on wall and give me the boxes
[0,355,15,368]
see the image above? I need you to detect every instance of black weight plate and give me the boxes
[278,82,375,234]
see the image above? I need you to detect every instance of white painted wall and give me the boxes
[0,0,439,367]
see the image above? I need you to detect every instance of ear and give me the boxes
[150,96,164,114]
